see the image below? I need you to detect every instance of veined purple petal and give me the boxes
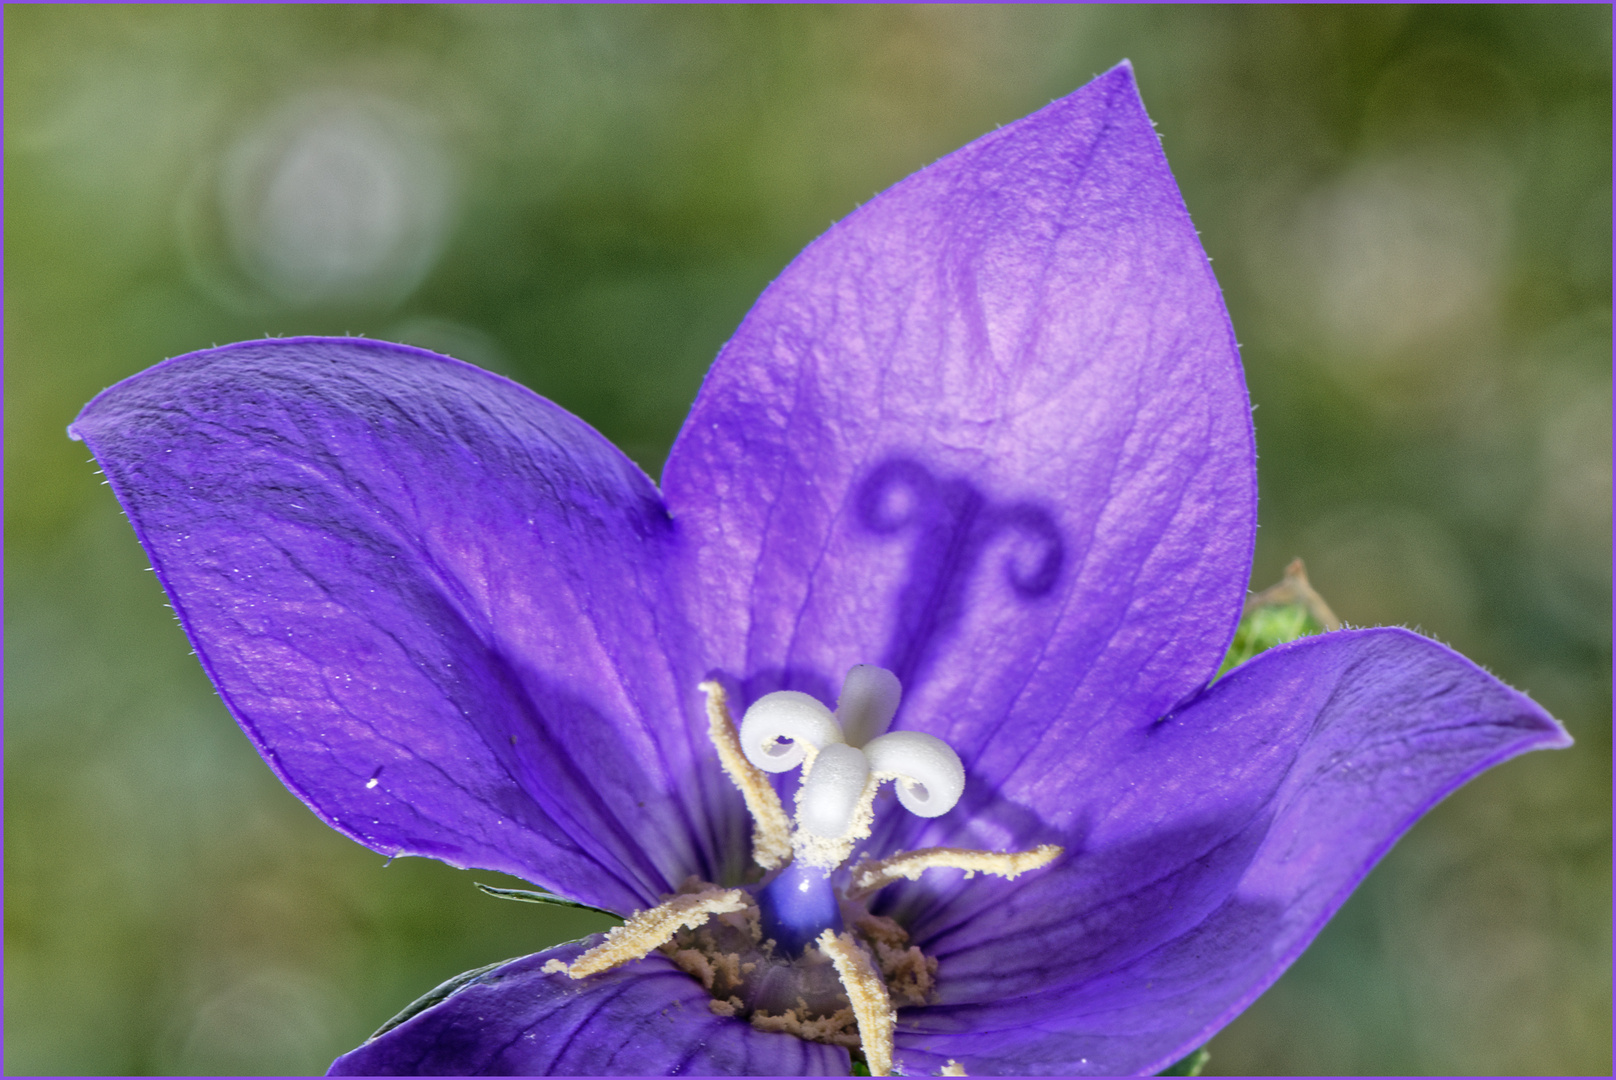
[880,627,1569,1076]
[662,63,1255,853]
[328,938,850,1076]
[70,338,745,912]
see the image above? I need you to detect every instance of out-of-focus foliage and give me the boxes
[6,6,1609,1075]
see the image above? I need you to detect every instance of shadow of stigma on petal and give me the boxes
[854,456,1065,693]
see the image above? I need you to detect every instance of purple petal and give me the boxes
[70,338,745,912]
[881,627,1568,1075]
[662,63,1255,849]
[328,938,850,1076]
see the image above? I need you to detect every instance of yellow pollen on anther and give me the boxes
[544,888,748,979]
[700,680,793,870]
[940,1059,968,1076]
[848,843,1063,898]
[817,929,896,1077]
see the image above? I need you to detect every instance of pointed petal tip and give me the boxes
[1525,706,1575,750]
[1375,625,1575,754]
[1047,59,1139,116]
[1504,673,1574,753]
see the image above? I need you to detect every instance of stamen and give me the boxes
[863,731,965,818]
[544,888,749,978]
[739,690,843,772]
[816,929,896,1077]
[701,680,793,870]
[834,664,901,747]
[941,1061,968,1076]
[848,844,1063,898]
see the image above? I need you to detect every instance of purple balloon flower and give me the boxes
[71,64,1566,1077]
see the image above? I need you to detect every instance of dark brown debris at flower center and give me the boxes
[856,913,938,1007]
[658,877,937,1048]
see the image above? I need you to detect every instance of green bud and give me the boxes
[1217,559,1342,679]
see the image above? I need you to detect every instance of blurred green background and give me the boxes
[5,5,1609,1075]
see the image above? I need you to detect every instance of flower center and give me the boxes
[654,877,937,1056]
[544,666,1061,1077]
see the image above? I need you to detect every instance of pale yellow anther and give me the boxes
[544,888,748,979]
[701,680,793,870]
[848,844,1062,898]
[940,1061,968,1076]
[817,929,896,1077]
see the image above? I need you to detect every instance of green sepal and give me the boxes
[365,954,526,1042]
[850,1055,872,1076]
[474,881,625,922]
[1158,1046,1211,1076]
[1216,558,1341,679]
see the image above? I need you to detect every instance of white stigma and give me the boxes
[737,666,965,867]
[797,742,870,837]
[863,729,965,818]
[739,690,842,773]
[834,664,901,746]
